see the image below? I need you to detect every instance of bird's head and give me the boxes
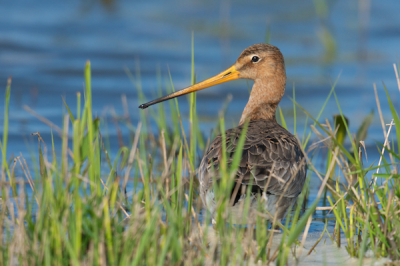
[139,43,286,109]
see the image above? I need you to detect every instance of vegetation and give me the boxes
[1,44,400,265]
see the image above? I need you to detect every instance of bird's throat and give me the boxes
[239,80,285,125]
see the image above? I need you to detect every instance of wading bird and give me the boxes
[139,43,307,225]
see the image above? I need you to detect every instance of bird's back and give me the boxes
[198,119,307,221]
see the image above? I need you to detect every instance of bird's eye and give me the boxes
[251,56,260,63]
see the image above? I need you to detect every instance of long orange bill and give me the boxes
[139,65,240,109]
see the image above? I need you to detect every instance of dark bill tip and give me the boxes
[138,103,149,109]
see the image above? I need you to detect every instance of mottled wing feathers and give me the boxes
[199,119,307,199]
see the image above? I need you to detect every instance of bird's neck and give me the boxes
[239,79,285,125]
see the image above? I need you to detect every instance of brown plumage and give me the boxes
[139,43,307,225]
[199,119,306,224]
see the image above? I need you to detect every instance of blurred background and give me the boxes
[0,0,399,163]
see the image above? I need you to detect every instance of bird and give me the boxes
[139,43,307,225]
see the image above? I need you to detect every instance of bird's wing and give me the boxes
[199,119,307,198]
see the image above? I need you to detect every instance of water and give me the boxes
[0,0,399,235]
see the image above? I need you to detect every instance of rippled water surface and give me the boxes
[1,1,400,229]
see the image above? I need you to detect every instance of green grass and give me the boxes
[1,48,400,265]
[302,79,400,261]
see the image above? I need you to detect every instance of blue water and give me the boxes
[0,0,399,231]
